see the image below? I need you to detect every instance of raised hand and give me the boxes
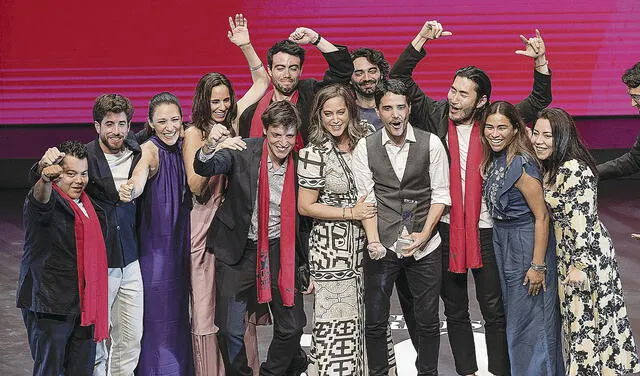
[418,20,453,40]
[351,196,377,220]
[227,14,250,47]
[515,29,546,59]
[38,147,65,170]
[203,123,230,154]
[288,27,319,45]
[119,179,135,203]
[41,164,63,183]
[215,136,247,152]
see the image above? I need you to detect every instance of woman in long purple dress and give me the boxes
[119,92,194,376]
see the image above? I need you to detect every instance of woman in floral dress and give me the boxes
[532,108,639,376]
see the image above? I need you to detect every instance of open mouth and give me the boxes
[212,110,227,119]
[162,130,177,138]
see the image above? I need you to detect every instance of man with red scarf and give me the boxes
[238,27,353,146]
[17,141,109,376]
[195,101,307,376]
[390,20,552,376]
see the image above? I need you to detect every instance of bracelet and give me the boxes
[530,262,547,272]
[237,42,251,48]
[250,62,263,72]
[342,207,346,219]
[535,61,548,68]
[349,207,354,220]
[311,33,322,46]
[202,143,216,155]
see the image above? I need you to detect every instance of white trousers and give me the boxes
[94,260,144,376]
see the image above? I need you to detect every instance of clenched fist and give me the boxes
[41,164,63,183]
[38,147,66,170]
[119,179,135,203]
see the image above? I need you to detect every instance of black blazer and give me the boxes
[238,45,354,143]
[597,134,640,180]
[193,138,306,266]
[390,44,553,153]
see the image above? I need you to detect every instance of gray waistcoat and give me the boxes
[366,128,432,248]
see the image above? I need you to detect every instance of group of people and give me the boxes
[17,15,640,376]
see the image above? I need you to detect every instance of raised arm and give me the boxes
[390,20,451,133]
[288,27,353,87]
[228,14,269,120]
[119,142,156,202]
[514,29,553,124]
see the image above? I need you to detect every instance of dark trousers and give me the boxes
[364,246,442,376]
[439,223,510,375]
[22,309,96,376]
[215,239,306,376]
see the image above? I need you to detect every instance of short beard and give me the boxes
[273,80,298,97]
[352,80,378,98]
[100,135,125,153]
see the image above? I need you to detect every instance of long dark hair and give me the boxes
[308,84,368,151]
[535,108,598,184]
[191,72,237,136]
[480,101,538,176]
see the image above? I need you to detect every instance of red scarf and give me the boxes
[256,140,296,307]
[250,89,305,152]
[53,185,109,341]
[447,120,483,273]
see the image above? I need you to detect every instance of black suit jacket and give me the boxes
[238,45,354,143]
[597,134,640,180]
[390,44,553,152]
[193,138,306,266]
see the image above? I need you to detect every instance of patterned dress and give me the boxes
[544,159,640,376]
[298,140,395,376]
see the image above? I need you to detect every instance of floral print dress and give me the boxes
[544,159,639,376]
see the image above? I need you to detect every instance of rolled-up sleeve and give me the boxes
[428,134,451,206]
[351,138,376,204]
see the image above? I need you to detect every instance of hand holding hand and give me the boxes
[41,164,63,183]
[119,179,135,203]
[38,147,66,171]
[351,196,377,220]
[418,20,453,40]
[515,29,546,59]
[367,242,387,260]
[289,27,319,45]
[227,14,250,47]
[524,267,547,295]
[215,136,247,152]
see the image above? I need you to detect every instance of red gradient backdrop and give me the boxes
[1,1,638,128]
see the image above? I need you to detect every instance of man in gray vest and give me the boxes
[352,79,450,376]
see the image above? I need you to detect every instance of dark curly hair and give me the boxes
[93,94,134,123]
[267,40,305,69]
[350,48,390,79]
[57,141,88,160]
[622,62,640,88]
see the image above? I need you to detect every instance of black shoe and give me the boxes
[285,348,309,376]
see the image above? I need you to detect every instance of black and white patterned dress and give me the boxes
[298,139,395,376]
[545,159,639,375]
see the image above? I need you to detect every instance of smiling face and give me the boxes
[447,76,486,125]
[532,118,554,160]
[56,155,89,199]
[483,113,518,152]
[264,124,296,164]
[321,96,350,141]
[210,84,231,123]
[351,57,381,98]
[377,92,410,145]
[95,111,130,154]
[268,52,302,96]
[149,103,182,145]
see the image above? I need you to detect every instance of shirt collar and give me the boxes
[381,123,416,146]
[267,154,288,176]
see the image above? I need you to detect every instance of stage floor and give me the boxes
[1,177,639,375]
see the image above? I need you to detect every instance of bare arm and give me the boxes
[182,127,209,197]
[33,165,63,203]
[120,142,157,202]
[228,14,269,121]
[515,170,549,294]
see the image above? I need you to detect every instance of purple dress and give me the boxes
[136,135,194,376]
